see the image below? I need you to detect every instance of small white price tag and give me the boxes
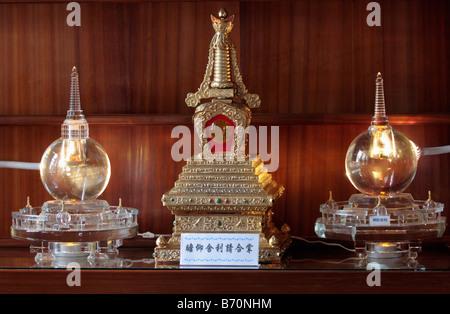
[180,233,259,267]
[369,215,391,226]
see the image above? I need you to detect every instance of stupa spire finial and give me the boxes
[61,67,89,139]
[218,7,228,19]
[372,72,389,126]
[185,9,260,109]
[67,66,84,120]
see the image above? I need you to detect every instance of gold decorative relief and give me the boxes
[156,9,289,268]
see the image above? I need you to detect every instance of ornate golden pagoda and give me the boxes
[154,8,290,267]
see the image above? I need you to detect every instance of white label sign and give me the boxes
[180,233,259,267]
[369,215,391,226]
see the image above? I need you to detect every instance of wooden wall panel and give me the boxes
[0,0,447,115]
[0,1,448,244]
[240,0,449,114]
[0,1,239,115]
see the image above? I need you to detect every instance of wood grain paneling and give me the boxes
[0,0,447,115]
[240,0,449,114]
[0,1,448,245]
[0,1,239,115]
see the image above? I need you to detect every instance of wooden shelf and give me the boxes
[1,268,449,294]
[0,239,449,294]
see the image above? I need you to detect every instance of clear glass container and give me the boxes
[10,67,138,267]
[345,125,419,197]
[40,137,111,201]
[315,73,446,262]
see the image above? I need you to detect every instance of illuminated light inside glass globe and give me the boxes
[40,67,111,201]
[345,73,419,197]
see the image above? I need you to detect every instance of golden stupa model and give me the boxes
[153,8,291,267]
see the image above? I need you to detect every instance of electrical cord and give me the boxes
[288,257,360,264]
[421,145,450,156]
[137,232,356,252]
[120,258,155,267]
[137,232,172,239]
[0,161,39,170]
[290,236,356,252]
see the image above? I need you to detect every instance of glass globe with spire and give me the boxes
[345,72,419,197]
[40,67,111,202]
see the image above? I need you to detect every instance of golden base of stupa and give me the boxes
[154,157,290,268]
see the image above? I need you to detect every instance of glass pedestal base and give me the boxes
[11,199,139,268]
[32,239,124,268]
[315,193,446,262]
